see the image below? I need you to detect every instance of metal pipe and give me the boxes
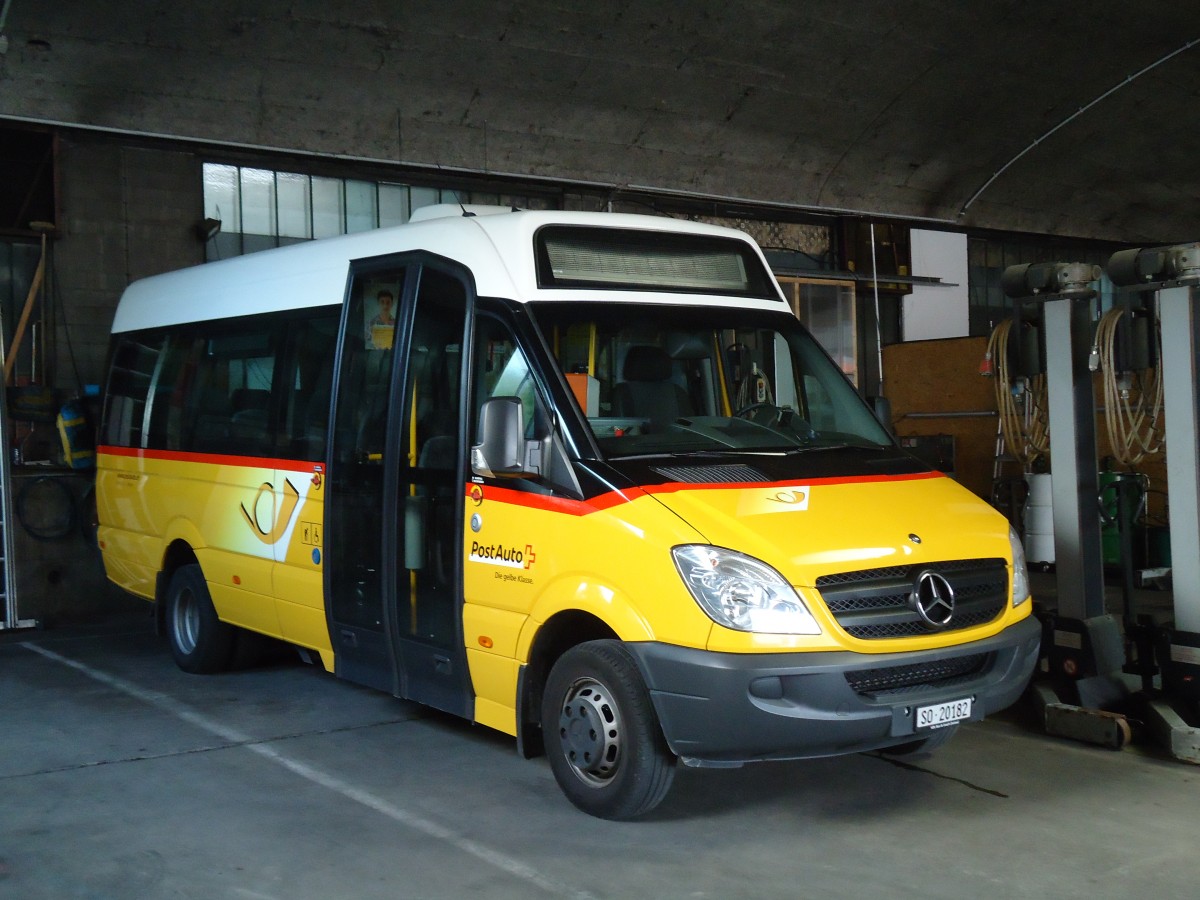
[869,222,883,395]
[898,410,997,419]
[959,37,1200,218]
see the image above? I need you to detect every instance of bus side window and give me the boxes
[102,334,166,449]
[472,319,544,443]
[178,326,278,456]
[283,313,339,461]
[472,319,580,496]
[143,334,199,451]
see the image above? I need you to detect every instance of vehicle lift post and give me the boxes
[1107,245,1200,760]
[1002,262,1132,747]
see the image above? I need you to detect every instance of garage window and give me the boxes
[201,163,547,261]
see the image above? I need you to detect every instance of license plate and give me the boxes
[915,697,972,730]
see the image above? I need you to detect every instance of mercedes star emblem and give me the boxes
[911,570,955,628]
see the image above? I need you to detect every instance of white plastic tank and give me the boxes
[1023,472,1055,564]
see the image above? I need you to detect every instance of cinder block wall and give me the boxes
[51,135,202,392]
[8,135,203,624]
[10,471,141,625]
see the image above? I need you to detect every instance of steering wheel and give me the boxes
[735,402,782,426]
[736,403,817,440]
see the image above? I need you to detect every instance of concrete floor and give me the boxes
[2,586,1198,900]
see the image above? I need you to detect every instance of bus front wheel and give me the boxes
[541,640,676,820]
[165,564,235,674]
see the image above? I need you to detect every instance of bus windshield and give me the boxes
[530,302,892,459]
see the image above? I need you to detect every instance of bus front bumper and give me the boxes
[627,615,1041,765]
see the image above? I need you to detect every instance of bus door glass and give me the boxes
[391,265,471,717]
[328,261,472,718]
[328,267,408,691]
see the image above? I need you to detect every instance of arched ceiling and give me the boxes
[1,1,1197,242]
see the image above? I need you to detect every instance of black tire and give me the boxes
[164,564,235,674]
[541,640,676,820]
[16,475,76,541]
[884,723,959,757]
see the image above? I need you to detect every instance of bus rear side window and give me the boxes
[103,335,166,448]
[104,311,338,461]
[176,328,277,456]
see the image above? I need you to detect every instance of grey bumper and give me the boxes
[627,615,1042,764]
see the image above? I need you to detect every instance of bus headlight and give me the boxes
[1009,525,1030,607]
[672,545,821,635]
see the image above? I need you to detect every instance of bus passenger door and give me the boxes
[327,260,472,719]
[328,267,407,692]
[390,265,472,717]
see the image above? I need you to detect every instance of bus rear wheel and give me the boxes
[541,640,675,820]
[165,564,235,674]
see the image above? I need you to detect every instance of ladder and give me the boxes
[0,317,38,632]
[991,414,1018,485]
[989,415,1027,531]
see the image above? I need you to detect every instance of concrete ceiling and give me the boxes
[1,1,1197,243]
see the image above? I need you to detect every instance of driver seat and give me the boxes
[612,345,693,430]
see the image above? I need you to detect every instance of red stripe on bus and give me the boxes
[467,470,944,515]
[466,483,642,516]
[641,469,944,498]
[97,445,324,474]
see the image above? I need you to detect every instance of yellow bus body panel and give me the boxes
[101,455,1025,734]
[463,472,1026,660]
[458,471,1024,733]
[97,449,332,658]
[465,649,520,736]
[461,482,712,645]
[644,472,1029,654]
[460,482,710,728]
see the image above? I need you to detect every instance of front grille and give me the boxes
[845,653,990,696]
[816,558,1008,640]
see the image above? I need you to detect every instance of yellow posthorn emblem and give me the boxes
[241,478,301,544]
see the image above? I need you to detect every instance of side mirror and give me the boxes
[471,397,540,478]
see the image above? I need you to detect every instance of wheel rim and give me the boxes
[556,676,622,787]
[172,587,200,655]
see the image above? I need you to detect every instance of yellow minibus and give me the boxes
[97,206,1039,818]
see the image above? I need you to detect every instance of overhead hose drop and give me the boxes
[985,319,1049,471]
[1094,307,1164,467]
[735,362,773,410]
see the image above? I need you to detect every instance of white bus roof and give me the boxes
[111,208,789,334]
